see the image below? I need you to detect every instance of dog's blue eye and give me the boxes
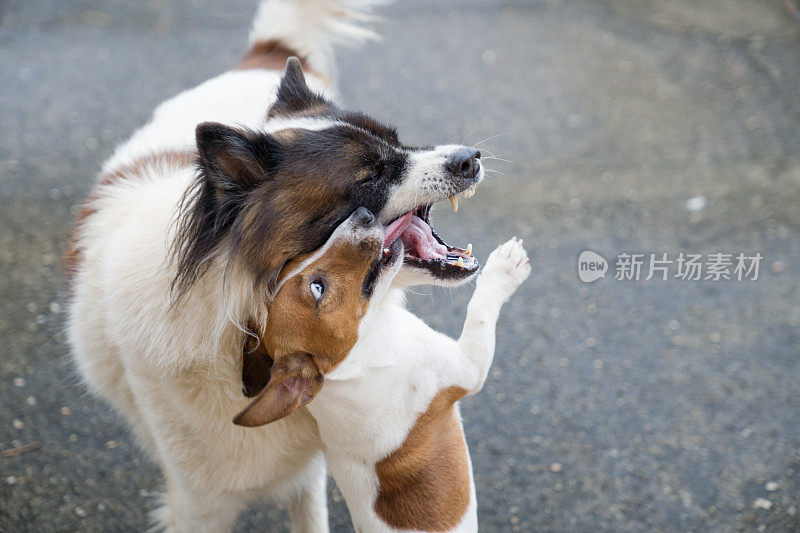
[310,280,325,300]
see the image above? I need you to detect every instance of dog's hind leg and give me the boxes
[285,451,329,533]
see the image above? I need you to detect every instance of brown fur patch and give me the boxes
[237,39,305,71]
[63,150,196,281]
[97,150,196,188]
[374,386,471,531]
[263,233,379,373]
[63,201,98,280]
[236,39,330,86]
[235,224,382,426]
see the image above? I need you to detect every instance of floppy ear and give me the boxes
[233,352,323,427]
[268,57,331,117]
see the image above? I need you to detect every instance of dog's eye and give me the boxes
[310,280,325,300]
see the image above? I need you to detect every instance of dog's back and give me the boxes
[65,2,383,531]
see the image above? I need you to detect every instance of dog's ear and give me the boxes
[172,124,281,298]
[196,122,280,194]
[268,57,331,117]
[233,352,323,427]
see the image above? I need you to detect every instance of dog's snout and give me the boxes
[353,207,376,227]
[445,148,481,179]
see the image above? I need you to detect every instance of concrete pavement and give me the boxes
[1,0,799,530]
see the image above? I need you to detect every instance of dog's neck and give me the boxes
[323,286,406,381]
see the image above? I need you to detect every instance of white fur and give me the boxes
[249,0,384,81]
[380,145,485,224]
[69,162,330,532]
[68,1,384,531]
[309,238,531,532]
[68,0,505,529]
[102,70,335,174]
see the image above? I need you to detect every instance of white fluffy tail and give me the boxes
[249,0,386,80]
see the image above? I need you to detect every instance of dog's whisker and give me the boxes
[460,123,480,146]
[472,132,505,149]
[406,288,432,296]
[481,156,512,164]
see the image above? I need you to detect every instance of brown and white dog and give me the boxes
[66,0,492,530]
[234,218,530,532]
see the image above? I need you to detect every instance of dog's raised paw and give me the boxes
[480,237,531,300]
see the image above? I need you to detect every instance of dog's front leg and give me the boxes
[155,478,253,533]
[457,237,530,394]
[286,452,330,533]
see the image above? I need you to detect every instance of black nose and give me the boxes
[445,147,481,179]
[353,207,376,227]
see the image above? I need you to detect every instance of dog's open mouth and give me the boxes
[383,202,478,279]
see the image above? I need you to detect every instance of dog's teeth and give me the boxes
[462,191,468,199]
[455,257,465,267]
[449,196,459,212]
[466,243,472,255]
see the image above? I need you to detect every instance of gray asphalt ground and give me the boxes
[2,0,799,531]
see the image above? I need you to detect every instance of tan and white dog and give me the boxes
[234,213,530,532]
[66,0,497,531]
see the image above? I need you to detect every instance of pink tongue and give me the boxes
[383,212,413,248]
[401,215,449,260]
[383,212,450,260]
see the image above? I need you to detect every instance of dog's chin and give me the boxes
[367,238,404,300]
[391,264,478,289]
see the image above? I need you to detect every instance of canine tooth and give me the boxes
[455,257,465,267]
[449,196,459,212]
[466,243,472,255]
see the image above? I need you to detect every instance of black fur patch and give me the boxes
[172,121,408,298]
[171,58,411,298]
[171,124,282,297]
[268,57,332,118]
[242,333,273,397]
